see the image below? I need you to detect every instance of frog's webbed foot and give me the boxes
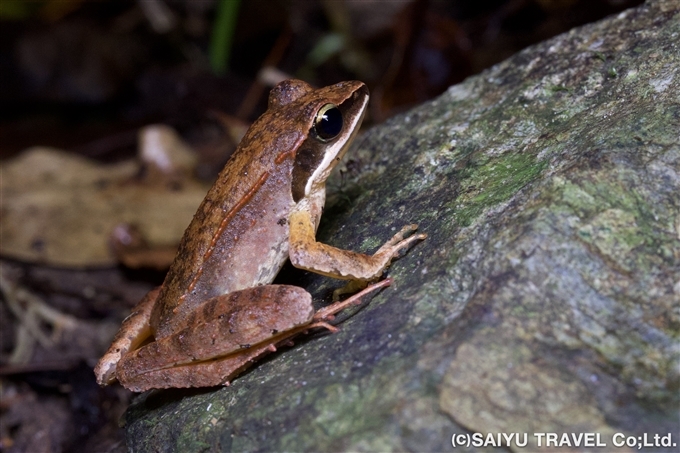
[315,278,393,321]
[321,225,426,302]
[94,287,159,386]
[382,224,424,249]
[332,279,368,301]
[370,223,427,271]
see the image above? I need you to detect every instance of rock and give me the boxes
[124,1,679,451]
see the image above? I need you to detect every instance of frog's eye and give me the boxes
[314,104,343,141]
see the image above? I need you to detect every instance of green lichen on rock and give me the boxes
[125,1,679,451]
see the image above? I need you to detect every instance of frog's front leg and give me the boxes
[115,285,315,391]
[288,209,426,281]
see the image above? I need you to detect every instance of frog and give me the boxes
[94,79,426,392]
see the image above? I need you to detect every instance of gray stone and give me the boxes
[124,1,679,451]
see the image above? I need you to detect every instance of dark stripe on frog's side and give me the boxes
[291,91,365,202]
[292,143,324,202]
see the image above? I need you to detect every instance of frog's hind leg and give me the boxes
[117,341,279,392]
[112,282,392,391]
[115,285,316,391]
[314,278,392,321]
[117,320,340,392]
[94,287,160,386]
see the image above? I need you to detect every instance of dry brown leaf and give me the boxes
[1,126,211,267]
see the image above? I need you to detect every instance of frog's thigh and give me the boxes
[118,342,277,392]
[288,209,424,281]
[117,285,314,391]
[94,287,160,386]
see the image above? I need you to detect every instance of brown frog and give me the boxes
[94,80,425,392]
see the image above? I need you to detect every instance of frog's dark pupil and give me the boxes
[315,105,342,141]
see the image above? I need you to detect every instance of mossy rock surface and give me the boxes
[125,1,679,451]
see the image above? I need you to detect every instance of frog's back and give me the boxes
[150,79,365,337]
[151,108,305,337]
